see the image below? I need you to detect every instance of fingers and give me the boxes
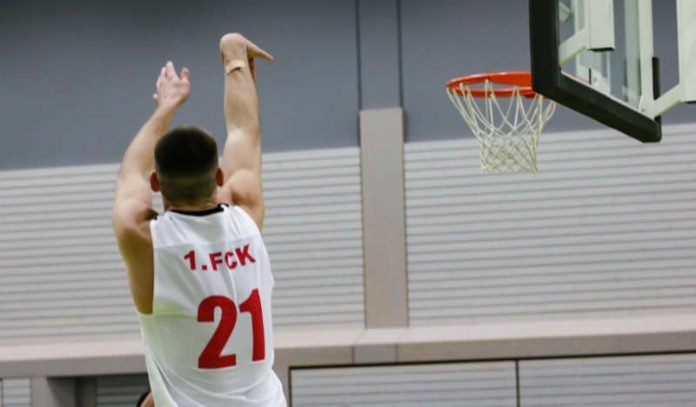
[165,61,179,80]
[246,39,273,61]
[154,66,165,102]
[180,67,190,82]
[161,61,188,83]
[156,67,165,89]
[152,62,191,106]
[220,33,274,61]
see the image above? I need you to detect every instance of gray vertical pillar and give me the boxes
[360,108,408,328]
[31,377,76,407]
[357,0,408,329]
[358,0,402,108]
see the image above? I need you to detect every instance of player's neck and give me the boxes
[165,198,219,213]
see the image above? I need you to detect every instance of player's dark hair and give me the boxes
[154,126,219,205]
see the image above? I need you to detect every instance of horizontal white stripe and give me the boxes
[292,362,516,406]
[0,147,365,344]
[406,125,696,324]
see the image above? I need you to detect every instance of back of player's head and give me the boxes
[154,126,219,205]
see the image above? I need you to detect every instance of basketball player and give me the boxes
[112,33,286,406]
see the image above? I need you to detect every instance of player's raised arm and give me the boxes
[217,33,273,230]
[112,62,190,264]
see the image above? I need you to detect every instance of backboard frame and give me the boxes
[529,0,662,142]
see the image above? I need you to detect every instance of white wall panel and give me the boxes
[0,147,364,346]
[520,354,696,406]
[260,147,364,328]
[0,164,139,345]
[291,362,516,407]
[0,378,30,407]
[405,126,696,324]
[96,374,148,407]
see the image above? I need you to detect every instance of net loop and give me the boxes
[447,75,556,173]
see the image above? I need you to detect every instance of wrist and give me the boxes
[154,102,178,117]
[149,104,177,131]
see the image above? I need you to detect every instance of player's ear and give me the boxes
[215,167,224,187]
[150,171,161,193]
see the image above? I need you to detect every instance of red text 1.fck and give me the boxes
[183,245,256,272]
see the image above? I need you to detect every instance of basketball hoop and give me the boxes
[446,72,556,173]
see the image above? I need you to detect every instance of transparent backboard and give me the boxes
[559,0,642,109]
[530,0,694,143]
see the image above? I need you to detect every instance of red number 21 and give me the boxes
[197,289,265,369]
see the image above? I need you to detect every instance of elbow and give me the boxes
[226,124,261,141]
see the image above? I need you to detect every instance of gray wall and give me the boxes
[0,0,692,170]
[0,0,359,169]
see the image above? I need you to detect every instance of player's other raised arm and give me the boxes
[113,61,191,232]
[112,62,190,314]
[217,33,273,230]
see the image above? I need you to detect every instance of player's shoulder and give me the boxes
[223,203,263,233]
[112,199,157,244]
[217,190,264,231]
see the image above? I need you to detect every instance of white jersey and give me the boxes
[139,204,286,407]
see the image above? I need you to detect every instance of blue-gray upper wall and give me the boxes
[0,0,359,169]
[0,0,692,169]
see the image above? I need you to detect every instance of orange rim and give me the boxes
[447,71,536,98]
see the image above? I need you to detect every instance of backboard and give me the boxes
[529,0,696,142]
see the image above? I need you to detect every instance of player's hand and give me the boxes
[153,61,191,108]
[219,33,273,79]
[219,33,273,61]
[245,38,273,62]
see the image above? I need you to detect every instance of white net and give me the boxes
[447,80,556,173]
